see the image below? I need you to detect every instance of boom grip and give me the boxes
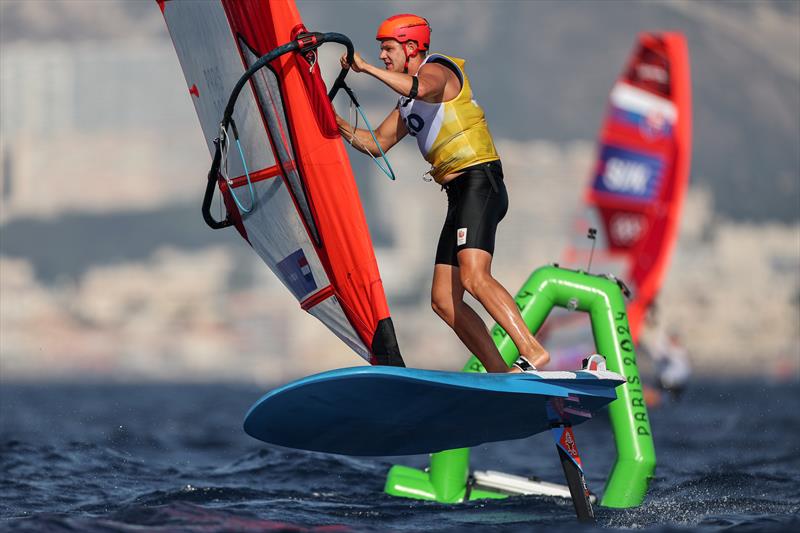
[221,39,300,129]
[321,32,355,100]
[205,31,355,230]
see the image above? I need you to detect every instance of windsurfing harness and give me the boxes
[159,0,404,366]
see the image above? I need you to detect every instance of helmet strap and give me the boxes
[402,42,417,74]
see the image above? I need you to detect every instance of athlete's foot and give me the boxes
[515,350,549,370]
[511,355,538,373]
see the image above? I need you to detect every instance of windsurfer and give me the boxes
[335,14,549,373]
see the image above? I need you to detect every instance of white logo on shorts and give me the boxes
[457,228,467,246]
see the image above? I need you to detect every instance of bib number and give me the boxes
[404,113,425,137]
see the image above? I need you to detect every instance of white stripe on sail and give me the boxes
[610,82,677,123]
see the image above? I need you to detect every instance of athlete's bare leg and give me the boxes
[456,248,550,369]
[431,263,510,373]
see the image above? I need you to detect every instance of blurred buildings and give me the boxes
[1,42,205,221]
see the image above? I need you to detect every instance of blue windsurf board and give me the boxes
[243,366,624,456]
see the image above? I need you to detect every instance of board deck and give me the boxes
[244,366,625,456]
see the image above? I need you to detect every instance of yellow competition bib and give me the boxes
[397,54,499,182]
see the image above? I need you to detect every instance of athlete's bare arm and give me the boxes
[361,61,451,102]
[340,52,457,103]
[335,47,456,156]
[335,108,407,157]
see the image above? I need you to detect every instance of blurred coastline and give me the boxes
[1,1,798,384]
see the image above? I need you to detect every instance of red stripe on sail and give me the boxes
[220,0,395,360]
[227,163,295,189]
[301,285,334,311]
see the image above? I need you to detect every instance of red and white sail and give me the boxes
[159,0,403,365]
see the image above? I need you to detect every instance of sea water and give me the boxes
[1,379,798,532]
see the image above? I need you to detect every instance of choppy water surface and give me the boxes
[1,380,798,532]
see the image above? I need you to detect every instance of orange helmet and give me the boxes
[375,14,431,54]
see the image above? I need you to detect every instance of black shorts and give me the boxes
[435,160,508,266]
